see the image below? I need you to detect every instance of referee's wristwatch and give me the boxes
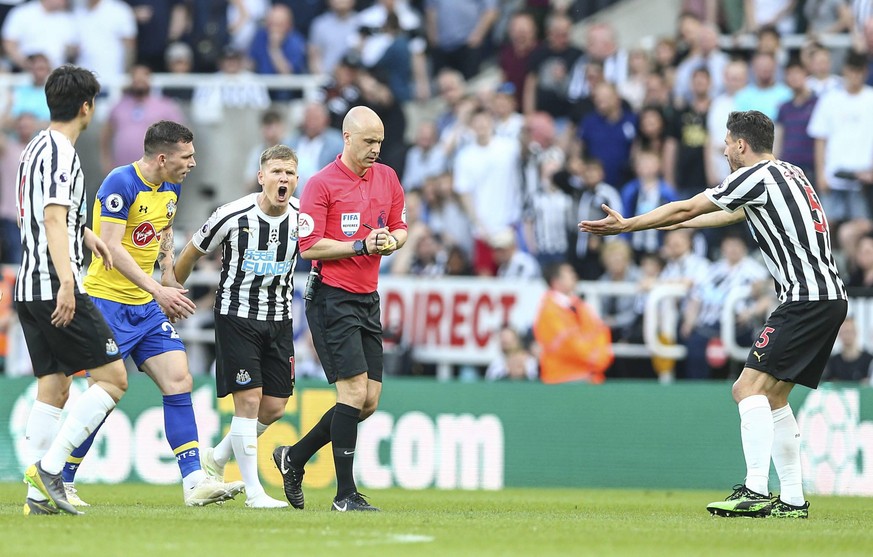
[353,239,368,256]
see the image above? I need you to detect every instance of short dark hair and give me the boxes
[541,262,569,286]
[726,110,774,154]
[143,120,194,157]
[45,65,101,122]
[261,108,284,126]
[844,49,869,71]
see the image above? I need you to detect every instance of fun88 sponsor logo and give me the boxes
[242,249,293,276]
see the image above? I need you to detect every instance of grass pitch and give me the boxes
[1,483,872,557]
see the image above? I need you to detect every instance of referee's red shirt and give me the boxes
[298,155,407,294]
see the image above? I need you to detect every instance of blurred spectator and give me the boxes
[100,64,186,174]
[577,82,637,190]
[492,82,525,139]
[244,107,290,190]
[186,0,232,72]
[598,238,641,340]
[567,59,606,123]
[499,10,539,109]
[402,120,446,192]
[774,58,817,179]
[361,11,413,102]
[357,68,407,171]
[317,53,364,130]
[673,10,702,64]
[454,108,523,275]
[521,112,571,268]
[533,262,613,384]
[420,172,472,253]
[620,149,678,257]
[557,156,622,279]
[390,223,448,277]
[807,49,873,224]
[672,23,727,107]
[659,228,710,298]
[3,53,51,128]
[755,24,787,84]
[642,70,677,122]
[425,0,498,80]
[803,43,842,97]
[485,325,538,381]
[249,3,308,81]
[227,0,269,52]
[161,41,195,101]
[355,0,430,100]
[0,112,38,264]
[823,317,873,383]
[128,0,188,72]
[805,0,852,34]
[275,0,325,37]
[491,227,541,280]
[445,244,474,276]
[287,101,344,195]
[734,51,792,120]
[567,21,629,102]
[847,232,873,289]
[191,46,270,125]
[617,48,652,112]
[835,218,873,279]
[307,0,357,76]
[74,0,137,85]
[665,66,711,200]
[679,233,769,380]
[523,13,582,122]
[1,0,76,70]
[707,59,749,183]
[632,105,670,174]
[744,0,797,34]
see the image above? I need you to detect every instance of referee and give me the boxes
[274,106,407,512]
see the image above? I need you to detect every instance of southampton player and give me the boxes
[64,121,244,506]
[174,145,300,508]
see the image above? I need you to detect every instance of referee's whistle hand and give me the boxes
[366,227,391,253]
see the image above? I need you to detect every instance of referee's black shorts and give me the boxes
[214,312,295,398]
[15,292,123,377]
[745,299,848,389]
[305,283,383,384]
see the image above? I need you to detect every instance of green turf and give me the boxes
[1,483,872,557]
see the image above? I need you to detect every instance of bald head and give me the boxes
[341,106,385,176]
[342,106,383,135]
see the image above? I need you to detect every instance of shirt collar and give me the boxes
[333,154,370,182]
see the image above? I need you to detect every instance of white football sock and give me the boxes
[771,404,804,506]
[213,429,233,466]
[257,421,269,437]
[738,394,773,496]
[230,417,264,499]
[24,400,62,501]
[41,385,115,475]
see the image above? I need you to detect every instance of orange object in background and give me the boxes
[533,291,614,384]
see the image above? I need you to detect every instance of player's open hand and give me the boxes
[155,285,197,321]
[579,204,628,236]
[51,281,76,327]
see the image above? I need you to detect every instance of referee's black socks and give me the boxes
[332,403,362,499]
[290,406,335,469]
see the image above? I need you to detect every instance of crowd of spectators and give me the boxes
[1,0,873,385]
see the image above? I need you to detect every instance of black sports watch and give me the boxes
[353,239,368,256]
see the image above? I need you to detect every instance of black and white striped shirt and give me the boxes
[191,193,300,321]
[705,160,846,303]
[15,130,87,302]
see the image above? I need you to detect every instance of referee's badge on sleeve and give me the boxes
[341,213,360,237]
[298,213,314,237]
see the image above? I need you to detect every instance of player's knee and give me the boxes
[260,404,285,425]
